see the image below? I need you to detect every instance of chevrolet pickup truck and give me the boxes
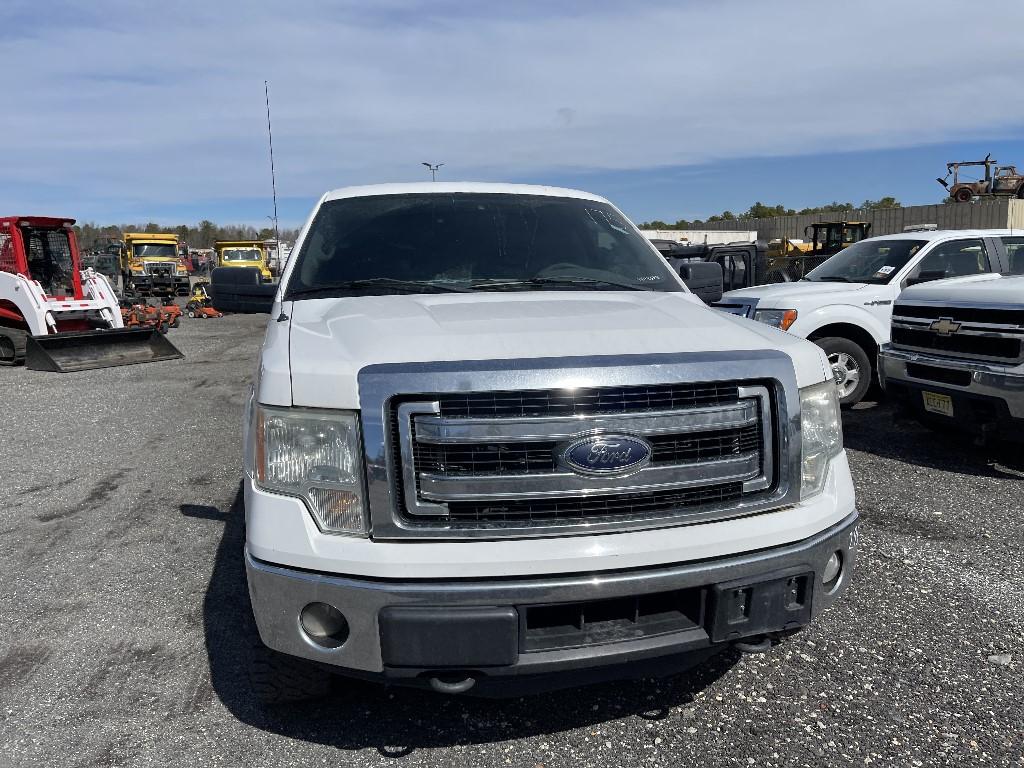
[879,262,1024,442]
[716,229,1021,406]
[242,183,857,700]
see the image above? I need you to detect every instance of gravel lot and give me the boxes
[1,315,1022,767]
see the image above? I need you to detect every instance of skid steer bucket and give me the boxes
[25,328,183,372]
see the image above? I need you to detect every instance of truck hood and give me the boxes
[897,272,1024,305]
[722,281,879,306]
[278,291,830,409]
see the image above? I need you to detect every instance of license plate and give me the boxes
[922,391,954,417]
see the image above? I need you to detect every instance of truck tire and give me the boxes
[814,337,871,407]
[249,641,333,704]
[954,187,973,202]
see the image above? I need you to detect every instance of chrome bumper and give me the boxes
[245,511,858,677]
[879,346,1024,419]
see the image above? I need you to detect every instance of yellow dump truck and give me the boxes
[214,240,272,281]
[123,232,190,296]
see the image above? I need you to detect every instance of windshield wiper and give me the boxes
[471,277,647,292]
[815,276,853,283]
[287,278,471,298]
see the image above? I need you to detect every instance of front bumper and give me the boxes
[246,510,857,689]
[879,346,1024,436]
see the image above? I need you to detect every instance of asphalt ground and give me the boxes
[1,313,1022,767]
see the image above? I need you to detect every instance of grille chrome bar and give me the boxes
[413,401,759,445]
[418,452,761,502]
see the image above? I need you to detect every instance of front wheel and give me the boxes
[814,337,871,406]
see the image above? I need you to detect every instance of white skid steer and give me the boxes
[0,216,182,372]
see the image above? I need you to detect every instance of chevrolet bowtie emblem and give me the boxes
[929,317,961,335]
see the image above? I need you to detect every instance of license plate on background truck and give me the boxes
[922,391,954,418]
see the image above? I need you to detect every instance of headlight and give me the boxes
[800,380,843,499]
[754,309,798,331]
[253,405,367,536]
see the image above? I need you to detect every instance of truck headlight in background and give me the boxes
[799,381,843,499]
[253,405,367,536]
[754,309,798,331]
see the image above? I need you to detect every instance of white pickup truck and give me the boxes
[242,183,857,699]
[716,229,1022,405]
[879,263,1024,442]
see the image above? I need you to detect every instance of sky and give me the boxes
[3,0,1024,227]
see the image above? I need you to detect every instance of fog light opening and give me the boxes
[299,602,349,649]
[822,551,843,593]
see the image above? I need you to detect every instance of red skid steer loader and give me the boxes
[0,216,182,372]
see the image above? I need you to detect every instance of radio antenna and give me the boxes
[265,80,281,252]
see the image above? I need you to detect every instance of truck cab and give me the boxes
[241,183,857,700]
[716,229,1019,406]
[215,240,272,281]
[123,232,190,296]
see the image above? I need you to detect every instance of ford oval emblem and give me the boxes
[562,434,652,476]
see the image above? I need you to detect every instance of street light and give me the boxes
[422,162,444,182]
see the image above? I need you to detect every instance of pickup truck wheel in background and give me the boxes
[815,337,870,406]
[249,641,333,704]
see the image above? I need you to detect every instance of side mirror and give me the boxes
[679,261,724,304]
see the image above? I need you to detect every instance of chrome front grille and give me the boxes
[892,302,1024,364]
[358,353,801,540]
[393,383,773,533]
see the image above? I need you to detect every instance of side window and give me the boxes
[1000,236,1024,274]
[0,233,14,274]
[908,238,991,284]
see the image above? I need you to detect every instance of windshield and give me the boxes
[133,243,176,259]
[285,193,679,298]
[221,248,262,262]
[804,239,926,284]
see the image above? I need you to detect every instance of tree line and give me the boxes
[639,197,902,229]
[73,220,301,251]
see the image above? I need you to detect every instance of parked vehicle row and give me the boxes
[713,229,1024,406]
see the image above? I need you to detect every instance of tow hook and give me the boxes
[733,635,773,654]
[428,674,477,694]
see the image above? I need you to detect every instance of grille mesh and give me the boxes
[445,482,745,524]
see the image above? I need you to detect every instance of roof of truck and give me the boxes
[0,216,75,228]
[322,182,610,203]
[864,228,1018,241]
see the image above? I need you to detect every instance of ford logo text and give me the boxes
[562,434,652,476]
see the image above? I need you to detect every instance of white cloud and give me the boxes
[2,0,1023,216]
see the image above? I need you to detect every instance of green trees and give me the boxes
[638,197,902,228]
[73,221,301,250]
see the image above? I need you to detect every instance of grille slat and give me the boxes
[891,327,1021,360]
[437,382,739,419]
[414,424,761,477]
[895,304,1024,326]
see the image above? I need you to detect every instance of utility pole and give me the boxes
[421,162,444,182]
[265,80,281,256]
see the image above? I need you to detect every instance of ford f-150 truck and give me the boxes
[878,247,1024,441]
[242,183,857,700]
[715,229,1021,406]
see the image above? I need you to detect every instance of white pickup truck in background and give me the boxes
[242,182,857,700]
[715,230,1024,405]
[879,259,1024,442]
